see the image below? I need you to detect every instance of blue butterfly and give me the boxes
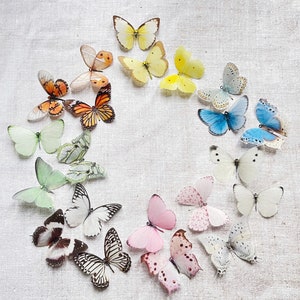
[198,95,248,136]
[241,99,287,149]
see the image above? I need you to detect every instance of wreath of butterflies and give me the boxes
[7,12,287,297]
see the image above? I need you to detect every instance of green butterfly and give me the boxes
[57,130,91,164]
[13,157,67,209]
[8,119,64,158]
[66,161,106,184]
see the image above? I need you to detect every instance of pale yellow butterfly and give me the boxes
[118,41,168,86]
[160,46,205,95]
[113,15,160,51]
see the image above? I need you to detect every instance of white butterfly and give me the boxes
[65,183,122,237]
[73,227,131,289]
[233,184,284,218]
[209,145,263,185]
[199,218,257,276]
[198,62,247,111]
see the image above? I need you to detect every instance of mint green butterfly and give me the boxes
[8,119,64,158]
[57,130,91,164]
[13,157,67,209]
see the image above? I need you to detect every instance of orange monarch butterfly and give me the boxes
[64,83,114,130]
[28,70,69,122]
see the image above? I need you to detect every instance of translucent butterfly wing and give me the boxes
[113,16,136,51]
[137,18,160,50]
[7,125,38,157]
[256,186,284,218]
[222,63,247,95]
[194,176,214,203]
[233,184,255,216]
[148,194,176,230]
[146,41,168,78]
[206,206,229,227]
[160,74,197,94]
[198,89,233,111]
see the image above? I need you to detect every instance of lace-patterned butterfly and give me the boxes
[113,16,160,51]
[141,229,201,294]
[198,62,247,111]
[70,45,113,92]
[32,209,88,267]
[64,83,114,130]
[73,227,131,289]
[199,218,257,276]
[127,194,176,253]
[28,70,69,121]
[65,183,122,237]
[241,99,287,149]
[176,176,228,231]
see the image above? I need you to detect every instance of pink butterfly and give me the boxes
[141,229,201,294]
[176,176,229,231]
[32,209,88,267]
[127,194,176,252]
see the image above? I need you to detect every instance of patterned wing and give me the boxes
[222,63,247,95]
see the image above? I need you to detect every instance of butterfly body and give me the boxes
[241,99,287,149]
[198,95,248,136]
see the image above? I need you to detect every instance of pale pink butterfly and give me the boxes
[141,229,201,294]
[127,194,176,252]
[176,176,229,231]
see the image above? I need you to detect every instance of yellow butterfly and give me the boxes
[160,46,205,95]
[118,41,168,86]
[113,15,160,51]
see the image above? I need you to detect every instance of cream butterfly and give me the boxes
[113,15,160,51]
[160,46,205,95]
[118,41,168,86]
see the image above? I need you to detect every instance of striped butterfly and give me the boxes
[73,227,131,289]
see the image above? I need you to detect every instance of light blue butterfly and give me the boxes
[197,62,247,111]
[241,99,287,149]
[198,95,248,136]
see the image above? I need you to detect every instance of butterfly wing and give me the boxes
[176,186,202,206]
[198,89,233,111]
[233,184,255,216]
[222,62,247,95]
[256,186,284,218]
[198,234,230,275]
[174,46,205,79]
[228,219,257,263]
[160,74,197,94]
[70,71,92,92]
[148,194,176,230]
[226,95,249,132]
[28,99,65,121]
[38,70,68,97]
[136,18,160,50]
[237,147,263,185]
[209,145,236,183]
[7,125,38,157]
[146,41,168,78]
[40,119,64,154]
[188,207,210,231]
[194,176,214,204]
[206,206,229,227]
[74,252,109,288]
[198,109,229,135]
[113,16,136,51]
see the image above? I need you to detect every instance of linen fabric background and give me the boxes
[1,0,299,299]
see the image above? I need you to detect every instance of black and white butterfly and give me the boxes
[65,183,122,237]
[73,227,131,289]
[32,209,88,267]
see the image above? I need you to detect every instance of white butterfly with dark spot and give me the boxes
[199,218,257,276]
[73,227,131,289]
[65,183,122,237]
[209,145,263,185]
[233,184,284,218]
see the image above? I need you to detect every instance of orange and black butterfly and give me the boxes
[28,70,69,122]
[64,83,114,130]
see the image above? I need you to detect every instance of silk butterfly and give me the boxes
[241,99,287,149]
[209,145,263,185]
[73,227,131,289]
[176,176,228,231]
[65,183,122,237]
[70,45,113,92]
[198,62,247,111]
[160,46,205,95]
[233,184,284,218]
[127,194,176,253]
[141,229,201,294]
[113,16,160,51]
[198,95,248,136]
[28,70,69,121]
[199,218,257,276]
[118,41,168,86]
[32,209,88,267]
